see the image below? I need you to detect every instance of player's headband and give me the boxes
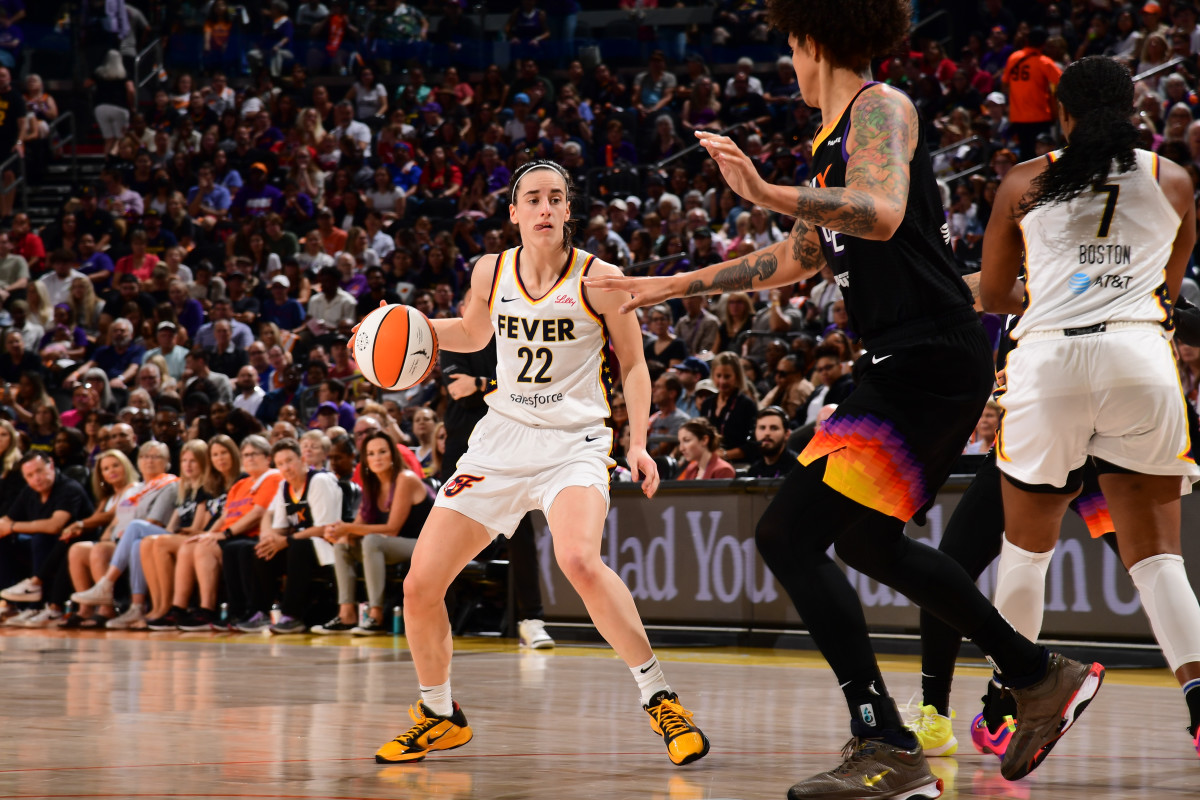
[510,162,569,206]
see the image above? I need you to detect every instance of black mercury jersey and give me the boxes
[810,82,976,348]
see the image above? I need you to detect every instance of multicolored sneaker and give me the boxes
[906,705,958,757]
[374,702,473,764]
[970,711,1017,759]
[786,737,943,800]
[1001,654,1104,781]
[1190,725,1199,759]
[644,690,710,766]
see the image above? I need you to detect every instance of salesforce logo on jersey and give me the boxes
[1068,272,1133,296]
[509,391,564,407]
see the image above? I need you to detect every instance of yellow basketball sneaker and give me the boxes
[906,705,958,757]
[645,690,711,766]
[375,701,473,763]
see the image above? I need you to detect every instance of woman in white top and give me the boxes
[346,67,388,122]
[367,160,709,767]
[980,56,1200,747]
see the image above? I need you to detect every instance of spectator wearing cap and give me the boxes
[187,163,233,222]
[607,198,639,242]
[75,186,116,250]
[671,356,709,418]
[980,25,1014,77]
[143,321,188,381]
[503,92,533,141]
[262,274,307,330]
[139,210,178,258]
[1142,2,1170,39]
[36,250,85,308]
[230,162,284,219]
[1002,27,1062,161]
[331,101,371,157]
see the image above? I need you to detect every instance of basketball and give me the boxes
[354,304,439,391]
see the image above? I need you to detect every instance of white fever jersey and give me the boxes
[485,246,614,428]
[1013,149,1179,339]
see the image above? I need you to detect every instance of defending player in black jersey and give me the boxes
[586,1,1103,797]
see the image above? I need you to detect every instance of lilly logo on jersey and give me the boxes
[554,294,577,307]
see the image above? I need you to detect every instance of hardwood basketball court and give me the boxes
[0,628,1194,799]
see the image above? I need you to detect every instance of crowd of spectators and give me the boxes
[3,0,1200,630]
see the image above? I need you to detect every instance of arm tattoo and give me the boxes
[962,272,982,301]
[684,251,779,295]
[790,216,825,270]
[791,86,912,238]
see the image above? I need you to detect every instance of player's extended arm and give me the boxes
[980,161,1041,315]
[585,261,660,498]
[697,83,915,241]
[584,218,825,314]
[428,254,499,352]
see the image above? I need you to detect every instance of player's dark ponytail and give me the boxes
[508,159,577,252]
[1018,57,1139,216]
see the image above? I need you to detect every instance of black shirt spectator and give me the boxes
[699,391,759,462]
[0,69,27,156]
[0,330,43,382]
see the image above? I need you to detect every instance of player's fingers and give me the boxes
[642,461,660,498]
[628,458,640,483]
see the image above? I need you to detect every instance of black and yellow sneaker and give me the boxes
[375,701,474,764]
[644,690,711,766]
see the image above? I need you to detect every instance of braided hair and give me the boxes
[1018,57,1139,216]
[507,159,577,251]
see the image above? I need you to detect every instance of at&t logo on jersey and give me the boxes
[1068,272,1134,296]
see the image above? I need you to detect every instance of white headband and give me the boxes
[510,163,566,205]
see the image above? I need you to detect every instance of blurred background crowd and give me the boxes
[1,0,1200,632]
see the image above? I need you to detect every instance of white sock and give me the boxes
[419,681,453,717]
[1129,554,1200,672]
[993,535,1054,640]
[631,656,670,707]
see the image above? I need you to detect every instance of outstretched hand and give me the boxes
[582,273,678,315]
[696,131,763,203]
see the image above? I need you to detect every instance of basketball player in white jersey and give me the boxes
[981,56,1200,757]
[369,160,710,766]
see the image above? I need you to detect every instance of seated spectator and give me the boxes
[800,344,855,425]
[323,431,432,635]
[4,299,43,353]
[194,299,255,350]
[231,162,284,219]
[143,321,188,381]
[183,348,234,405]
[699,352,758,462]
[2,370,54,430]
[221,437,342,634]
[262,274,307,330]
[300,429,331,469]
[65,318,144,393]
[233,365,266,416]
[759,354,813,421]
[257,363,304,424]
[0,452,94,615]
[66,442,178,629]
[206,319,249,379]
[37,250,87,308]
[676,418,736,480]
[745,406,800,479]
[964,400,1001,454]
[170,434,282,631]
[643,304,688,367]
[0,442,120,628]
[0,329,41,384]
[648,372,690,457]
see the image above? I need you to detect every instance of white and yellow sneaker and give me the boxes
[906,704,958,757]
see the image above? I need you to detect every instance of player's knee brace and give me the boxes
[993,535,1055,640]
[1129,553,1200,672]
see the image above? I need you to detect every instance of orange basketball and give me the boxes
[354,304,439,391]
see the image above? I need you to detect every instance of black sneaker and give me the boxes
[147,608,187,631]
[351,617,385,636]
[177,608,222,632]
[311,615,356,635]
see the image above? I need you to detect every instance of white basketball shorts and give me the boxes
[996,324,1199,490]
[435,412,615,539]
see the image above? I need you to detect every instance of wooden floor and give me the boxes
[0,628,1194,800]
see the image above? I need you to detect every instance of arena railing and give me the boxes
[1133,55,1188,83]
[930,135,980,159]
[134,38,165,89]
[0,149,27,215]
[46,111,79,189]
[653,122,749,171]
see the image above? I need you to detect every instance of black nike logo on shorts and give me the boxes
[585,435,602,442]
